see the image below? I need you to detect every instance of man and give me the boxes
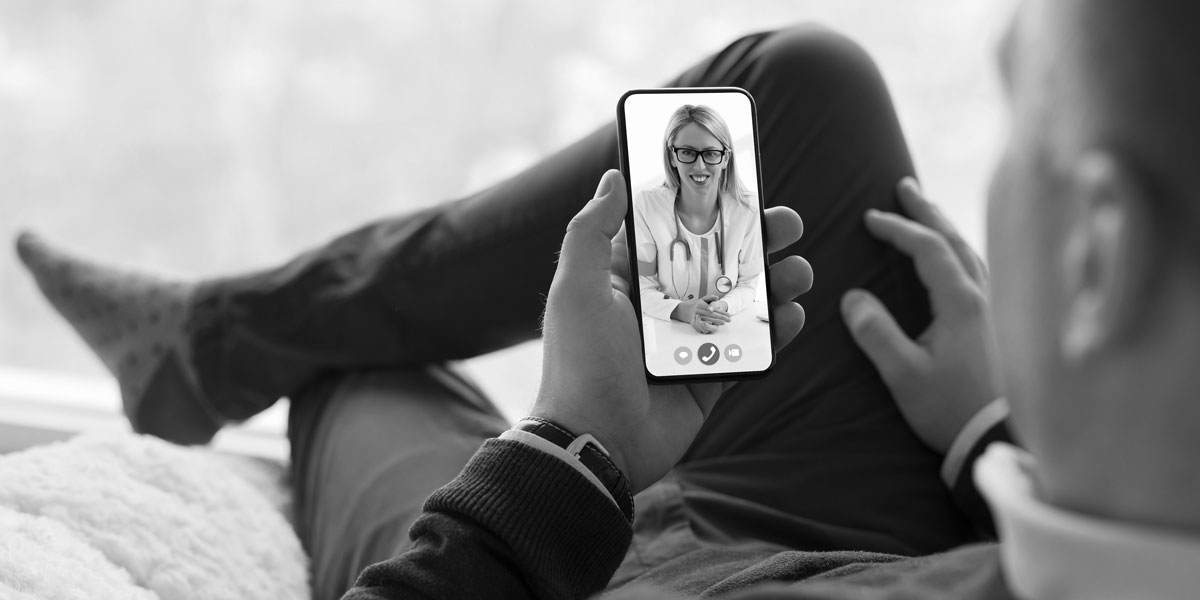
[338,0,1200,597]
[16,0,1199,598]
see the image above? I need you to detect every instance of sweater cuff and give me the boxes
[499,429,614,503]
[941,398,1010,486]
[424,438,632,599]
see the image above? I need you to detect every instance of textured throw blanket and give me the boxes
[0,434,309,599]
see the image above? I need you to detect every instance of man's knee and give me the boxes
[753,25,887,101]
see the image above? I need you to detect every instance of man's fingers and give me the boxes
[772,301,806,351]
[768,255,814,304]
[763,206,803,254]
[610,274,631,297]
[558,169,628,297]
[864,209,977,315]
[840,289,925,382]
[895,178,988,285]
[611,222,632,284]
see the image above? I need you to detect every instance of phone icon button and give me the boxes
[674,346,693,365]
[698,343,720,366]
[724,344,743,362]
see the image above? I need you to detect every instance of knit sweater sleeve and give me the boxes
[938,400,1016,539]
[947,418,1015,540]
[341,439,633,600]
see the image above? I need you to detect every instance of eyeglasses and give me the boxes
[671,146,727,165]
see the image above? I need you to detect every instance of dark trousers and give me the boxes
[186,26,975,600]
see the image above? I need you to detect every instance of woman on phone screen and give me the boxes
[633,104,764,334]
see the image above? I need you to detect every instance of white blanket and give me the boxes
[0,434,309,599]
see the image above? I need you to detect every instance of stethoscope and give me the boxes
[668,189,733,299]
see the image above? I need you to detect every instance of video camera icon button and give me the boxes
[724,344,743,362]
[674,346,693,365]
[698,343,720,366]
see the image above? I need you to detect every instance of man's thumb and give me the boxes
[840,289,922,381]
[557,170,627,285]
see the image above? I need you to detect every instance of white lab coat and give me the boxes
[633,185,764,322]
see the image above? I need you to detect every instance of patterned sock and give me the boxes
[15,231,222,444]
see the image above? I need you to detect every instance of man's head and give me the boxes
[988,0,1200,530]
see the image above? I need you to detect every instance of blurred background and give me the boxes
[1,0,1015,423]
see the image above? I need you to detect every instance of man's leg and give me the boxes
[666,28,975,556]
[188,28,910,424]
[287,365,508,600]
[187,120,618,423]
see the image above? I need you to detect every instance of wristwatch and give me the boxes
[514,416,634,522]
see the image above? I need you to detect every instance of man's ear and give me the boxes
[1059,151,1157,363]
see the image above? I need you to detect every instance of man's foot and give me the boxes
[15,231,224,444]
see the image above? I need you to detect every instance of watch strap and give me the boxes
[515,417,634,522]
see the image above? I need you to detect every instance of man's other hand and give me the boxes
[532,170,812,494]
[840,178,1003,454]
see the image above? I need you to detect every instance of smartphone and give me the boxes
[617,87,776,383]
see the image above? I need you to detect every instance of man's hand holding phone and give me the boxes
[530,170,812,494]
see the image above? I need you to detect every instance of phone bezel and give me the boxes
[616,86,777,385]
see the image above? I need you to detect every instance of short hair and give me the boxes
[1062,0,1200,252]
[660,105,753,207]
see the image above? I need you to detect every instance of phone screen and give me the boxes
[617,87,775,382]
